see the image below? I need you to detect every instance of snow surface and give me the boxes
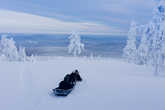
[0,57,165,110]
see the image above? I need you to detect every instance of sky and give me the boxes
[0,0,156,35]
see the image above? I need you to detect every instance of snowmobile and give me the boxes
[53,79,76,96]
[52,70,82,96]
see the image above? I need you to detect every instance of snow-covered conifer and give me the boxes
[68,32,84,56]
[144,0,165,74]
[123,21,137,63]
[0,34,33,62]
[0,34,19,61]
[125,0,165,75]
[136,24,151,65]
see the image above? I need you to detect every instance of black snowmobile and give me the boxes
[52,70,82,96]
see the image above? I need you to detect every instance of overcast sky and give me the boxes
[0,0,156,35]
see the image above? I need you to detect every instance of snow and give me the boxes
[0,57,165,110]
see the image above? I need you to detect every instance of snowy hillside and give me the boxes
[0,57,165,110]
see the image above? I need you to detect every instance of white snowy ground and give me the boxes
[0,57,165,110]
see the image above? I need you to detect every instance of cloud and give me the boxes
[0,10,125,35]
[0,0,156,35]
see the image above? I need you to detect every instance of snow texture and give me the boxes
[0,57,164,110]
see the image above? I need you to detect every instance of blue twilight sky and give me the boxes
[0,0,156,35]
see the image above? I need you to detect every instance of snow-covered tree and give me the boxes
[136,24,151,65]
[140,0,165,74]
[0,34,19,61]
[124,0,165,75]
[123,21,137,63]
[68,32,84,56]
[0,34,34,62]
